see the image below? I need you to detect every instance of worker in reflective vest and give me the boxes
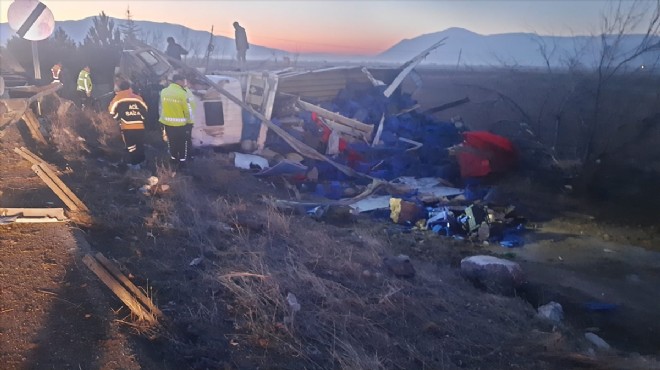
[76,65,93,109]
[108,81,148,169]
[159,74,192,166]
[51,62,62,83]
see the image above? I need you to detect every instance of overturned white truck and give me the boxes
[116,43,403,156]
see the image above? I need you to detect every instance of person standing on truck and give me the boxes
[159,74,192,166]
[233,22,249,64]
[108,81,148,170]
[76,65,93,109]
[165,37,188,61]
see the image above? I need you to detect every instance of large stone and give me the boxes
[585,332,611,351]
[537,301,564,323]
[383,254,416,278]
[460,255,525,295]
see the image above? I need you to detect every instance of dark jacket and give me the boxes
[166,42,188,60]
[108,88,148,130]
[234,25,249,52]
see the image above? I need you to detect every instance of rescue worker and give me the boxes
[165,37,188,61]
[233,22,249,64]
[108,81,148,169]
[76,65,93,109]
[159,74,192,166]
[51,62,62,84]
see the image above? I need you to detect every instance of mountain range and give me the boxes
[1,17,658,67]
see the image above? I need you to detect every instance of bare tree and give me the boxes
[585,0,660,161]
[531,34,558,73]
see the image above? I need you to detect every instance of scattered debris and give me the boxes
[233,152,269,170]
[139,176,170,196]
[189,257,204,266]
[286,292,301,312]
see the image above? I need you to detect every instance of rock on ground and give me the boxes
[460,255,525,295]
[537,301,564,323]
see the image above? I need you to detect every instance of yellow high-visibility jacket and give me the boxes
[76,69,92,93]
[159,82,191,127]
[185,87,196,126]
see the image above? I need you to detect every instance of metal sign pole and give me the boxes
[31,40,41,80]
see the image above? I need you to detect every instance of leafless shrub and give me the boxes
[48,105,89,160]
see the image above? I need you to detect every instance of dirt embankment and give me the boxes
[1,94,660,370]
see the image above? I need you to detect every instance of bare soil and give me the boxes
[1,77,660,370]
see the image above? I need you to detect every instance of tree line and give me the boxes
[3,10,147,89]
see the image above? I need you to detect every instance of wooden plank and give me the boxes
[13,147,41,166]
[82,254,156,323]
[36,163,89,212]
[18,146,46,164]
[13,217,63,223]
[15,147,61,175]
[21,109,48,145]
[26,82,62,104]
[0,207,66,220]
[94,252,163,318]
[32,164,79,212]
[297,99,373,136]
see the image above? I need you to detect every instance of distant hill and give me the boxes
[2,19,658,67]
[0,16,290,61]
[378,27,659,68]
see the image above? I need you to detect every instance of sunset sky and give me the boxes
[0,0,636,55]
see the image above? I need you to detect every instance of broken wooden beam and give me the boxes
[83,254,157,324]
[297,99,374,136]
[13,146,60,174]
[0,207,66,220]
[31,163,89,213]
[26,81,63,105]
[0,216,62,224]
[21,109,48,146]
[94,252,163,318]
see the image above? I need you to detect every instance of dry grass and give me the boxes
[40,110,550,369]
[137,156,548,369]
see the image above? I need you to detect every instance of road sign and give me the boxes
[7,0,55,41]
